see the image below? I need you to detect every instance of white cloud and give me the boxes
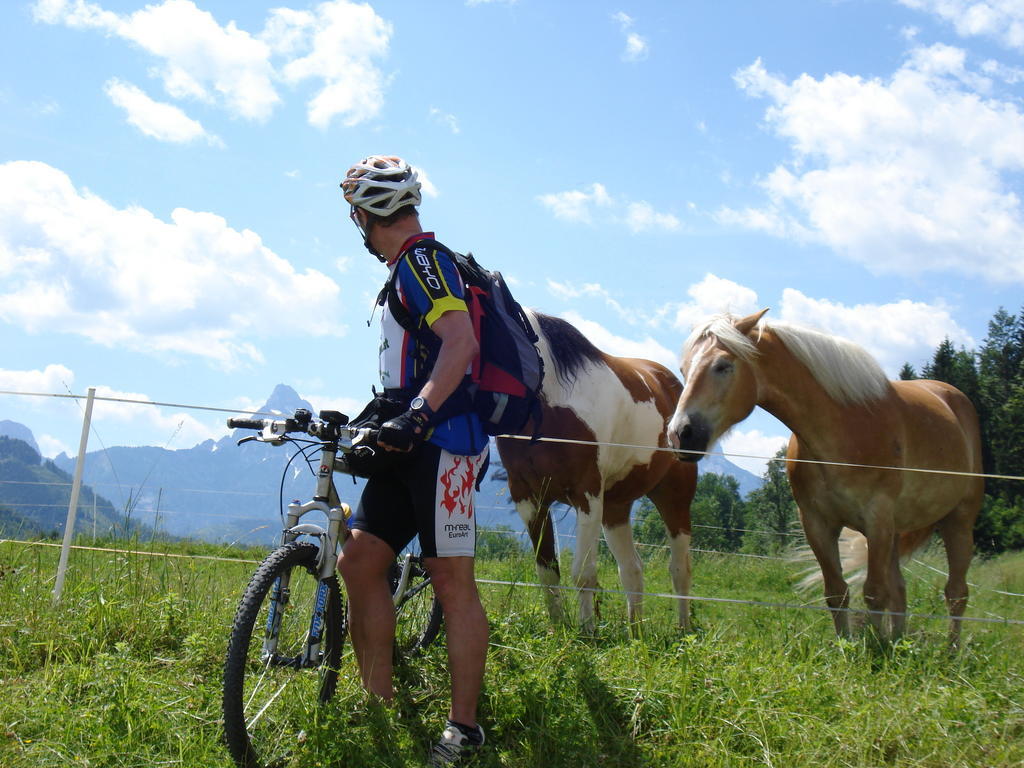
[718,428,789,477]
[624,201,680,232]
[0,161,343,368]
[612,11,649,62]
[777,288,973,375]
[429,106,460,134]
[36,434,70,459]
[560,311,677,370]
[981,58,1024,83]
[0,366,217,453]
[104,78,220,145]
[88,384,221,448]
[900,0,1024,50]
[549,272,759,333]
[36,0,279,120]
[538,182,678,231]
[0,364,76,395]
[546,280,644,325]
[413,165,439,198]
[538,183,613,223]
[34,0,392,128]
[722,46,1024,283]
[269,1,392,129]
[668,273,761,333]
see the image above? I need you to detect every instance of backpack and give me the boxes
[382,241,544,437]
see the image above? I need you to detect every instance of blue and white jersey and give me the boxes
[379,233,487,456]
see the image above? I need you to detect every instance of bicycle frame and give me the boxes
[260,435,350,671]
[255,425,431,670]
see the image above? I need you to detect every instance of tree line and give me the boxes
[633,453,799,557]
[900,305,1024,553]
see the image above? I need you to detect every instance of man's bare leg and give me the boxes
[337,529,397,700]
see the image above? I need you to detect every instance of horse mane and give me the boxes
[685,314,890,406]
[532,312,605,389]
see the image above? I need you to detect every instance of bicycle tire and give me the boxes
[390,559,443,656]
[223,541,345,768]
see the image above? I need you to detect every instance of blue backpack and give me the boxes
[382,240,544,437]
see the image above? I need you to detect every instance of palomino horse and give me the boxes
[668,310,983,642]
[497,312,697,632]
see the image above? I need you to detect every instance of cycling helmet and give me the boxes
[341,155,422,216]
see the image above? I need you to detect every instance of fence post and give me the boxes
[52,386,96,604]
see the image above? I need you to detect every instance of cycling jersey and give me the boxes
[379,232,488,456]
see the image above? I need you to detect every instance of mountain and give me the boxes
[0,420,40,456]
[699,453,763,497]
[49,384,322,546]
[0,432,148,539]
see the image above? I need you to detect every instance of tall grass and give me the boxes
[1,537,1021,767]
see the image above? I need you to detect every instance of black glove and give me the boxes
[378,409,431,452]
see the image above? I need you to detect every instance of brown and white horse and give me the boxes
[668,310,983,642]
[497,312,697,632]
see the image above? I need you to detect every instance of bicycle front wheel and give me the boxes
[223,541,345,768]
[391,557,443,656]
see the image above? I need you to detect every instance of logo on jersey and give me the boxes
[412,247,447,298]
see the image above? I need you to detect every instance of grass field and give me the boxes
[1,535,1022,767]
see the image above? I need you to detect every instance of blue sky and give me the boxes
[2,0,1023,476]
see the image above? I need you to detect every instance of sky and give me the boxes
[2,0,1023,477]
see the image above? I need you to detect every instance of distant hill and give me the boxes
[0,433,149,540]
[0,420,40,456]
[699,452,762,497]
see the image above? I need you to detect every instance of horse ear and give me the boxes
[735,308,769,336]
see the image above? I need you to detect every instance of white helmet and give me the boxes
[341,155,421,216]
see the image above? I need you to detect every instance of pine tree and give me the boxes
[743,447,798,554]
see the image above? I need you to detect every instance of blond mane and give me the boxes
[684,314,890,406]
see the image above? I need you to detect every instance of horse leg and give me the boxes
[887,534,908,638]
[861,507,897,639]
[937,505,975,647]
[799,508,851,636]
[573,494,603,634]
[602,503,643,633]
[517,499,564,623]
[647,468,693,631]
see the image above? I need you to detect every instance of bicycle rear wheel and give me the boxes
[223,541,345,768]
[390,557,443,656]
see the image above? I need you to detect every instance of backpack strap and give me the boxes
[376,241,474,420]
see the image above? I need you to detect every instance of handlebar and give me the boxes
[227,408,353,443]
[225,417,266,430]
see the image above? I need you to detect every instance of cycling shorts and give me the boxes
[349,442,488,558]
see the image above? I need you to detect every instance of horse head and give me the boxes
[668,308,769,461]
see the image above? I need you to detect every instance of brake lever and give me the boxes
[237,435,258,446]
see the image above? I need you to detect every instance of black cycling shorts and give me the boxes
[349,442,488,558]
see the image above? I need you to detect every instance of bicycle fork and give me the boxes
[260,486,350,669]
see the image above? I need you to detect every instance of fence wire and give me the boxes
[2,538,1020,627]
[3,388,1023,482]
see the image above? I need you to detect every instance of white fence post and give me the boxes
[52,386,96,604]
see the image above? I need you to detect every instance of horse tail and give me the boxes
[794,527,868,590]
[794,525,935,591]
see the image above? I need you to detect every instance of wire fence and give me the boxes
[2,537,1021,628]
[5,388,1024,482]
[1,388,1022,624]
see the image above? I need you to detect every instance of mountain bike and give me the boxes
[221,408,443,768]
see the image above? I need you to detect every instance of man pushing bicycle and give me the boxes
[337,155,489,766]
